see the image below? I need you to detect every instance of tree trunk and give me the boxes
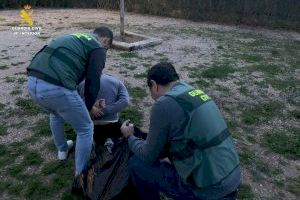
[120,0,125,37]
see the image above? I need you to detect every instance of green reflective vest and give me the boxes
[27,32,102,90]
[166,81,240,188]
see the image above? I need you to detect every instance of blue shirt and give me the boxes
[78,74,129,122]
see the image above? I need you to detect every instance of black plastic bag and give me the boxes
[82,122,146,200]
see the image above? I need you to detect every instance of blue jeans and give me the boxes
[128,156,199,200]
[27,76,93,175]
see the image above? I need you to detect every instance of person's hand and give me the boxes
[90,105,103,119]
[120,120,134,138]
[98,99,106,109]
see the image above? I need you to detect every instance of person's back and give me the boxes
[78,74,129,145]
[78,74,129,122]
[28,33,102,90]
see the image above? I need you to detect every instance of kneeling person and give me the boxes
[121,63,241,200]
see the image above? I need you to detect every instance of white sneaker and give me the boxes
[58,140,74,160]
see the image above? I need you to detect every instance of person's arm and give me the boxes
[102,81,129,115]
[84,48,106,111]
[127,100,170,165]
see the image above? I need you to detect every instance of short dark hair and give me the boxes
[147,62,179,87]
[93,26,113,46]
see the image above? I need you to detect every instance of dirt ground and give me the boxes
[0,9,299,200]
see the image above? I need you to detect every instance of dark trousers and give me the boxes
[128,156,199,200]
[93,121,147,145]
[128,156,238,200]
[93,122,122,145]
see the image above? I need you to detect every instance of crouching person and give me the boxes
[78,73,129,145]
[120,62,241,200]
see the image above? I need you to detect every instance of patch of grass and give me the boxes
[0,144,9,155]
[46,141,57,153]
[159,57,169,62]
[217,45,224,49]
[10,89,22,95]
[239,147,256,166]
[42,160,73,178]
[0,124,8,136]
[24,178,52,199]
[240,54,264,63]
[119,70,128,75]
[42,160,74,195]
[255,159,282,177]
[55,27,64,31]
[267,77,299,91]
[217,86,230,93]
[143,63,152,68]
[246,135,257,143]
[262,128,300,159]
[4,76,15,83]
[290,109,300,120]
[15,97,44,115]
[120,106,143,127]
[42,161,64,175]
[0,142,27,167]
[241,101,281,125]
[0,181,10,192]
[5,181,25,196]
[286,176,300,196]
[239,145,281,177]
[17,77,27,84]
[64,123,77,141]
[250,168,265,182]
[37,35,51,41]
[125,65,137,70]
[11,120,27,128]
[237,183,255,199]
[190,79,210,88]
[61,191,82,200]
[119,52,139,59]
[271,49,280,56]
[23,151,43,166]
[133,72,147,79]
[248,64,283,76]
[274,178,285,188]
[127,86,147,104]
[202,65,235,79]
[239,86,248,96]
[15,71,27,75]
[0,102,5,111]
[7,164,27,180]
[32,118,51,137]
[187,65,212,87]
[188,65,203,79]
[0,64,9,70]
[154,53,165,57]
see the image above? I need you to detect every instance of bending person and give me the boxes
[27,27,113,196]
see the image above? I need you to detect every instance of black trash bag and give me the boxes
[80,122,146,200]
